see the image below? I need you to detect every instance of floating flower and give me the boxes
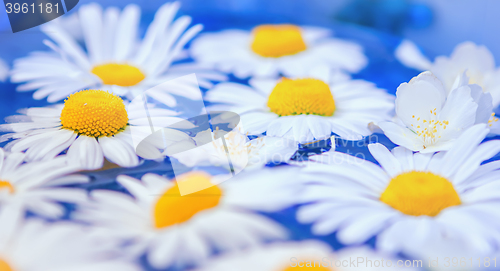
[0,217,140,271]
[194,241,417,271]
[190,25,367,78]
[297,124,500,256]
[205,69,394,143]
[396,40,500,107]
[0,89,187,170]
[75,168,301,269]
[379,71,496,152]
[0,148,86,218]
[10,2,225,104]
[0,59,8,82]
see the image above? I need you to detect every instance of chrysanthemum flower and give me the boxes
[0,148,86,218]
[75,168,302,268]
[297,124,500,256]
[190,25,367,78]
[205,70,394,143]
[0,217,140,271]
[396,40,500,107]
[379,71,497,152]
[0,89,186,170]
[0,59,8,82]
[194,241,417,271]
[10,2,225,104]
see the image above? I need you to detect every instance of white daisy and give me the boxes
[395,40,500,107]
[379,71,496,152]
[75,168,302,269]
[194,240,418,271]
[10,2,226,103]
[0,58,8,82]
[297,124,500,257]
[205,68,394,143]
[0,148,87,218]
[0,89,188,170]
[166,126,298,172]
[0,216,140,271]
[190,25,367,78]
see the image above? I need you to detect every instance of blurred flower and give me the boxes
[0,217,140,271]
[194,240,418,271]
[205,68,393,143]
[0,59,8,82]
[75,168,302,269]
[190,25,367,78]
[10,2,225,103]
[0,148,86,218]
[396,41,500,107]
[379,71,497,153]
[297,124,500,257]
[0,89,186,170]
[167,126,298,171]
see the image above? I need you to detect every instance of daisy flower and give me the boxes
[0,216,140,271]
[0,58,8,82]
[166,126,298,172]
[75,168,302,269]
[0,89,187,170]
[205,68,394,143]
[10,2,225,103]
[396,40,500,107]
[297,124,500,256]
[0,148,87,218]
[190,25,367,78]
[194,240,418,271]
[379,71,496,152]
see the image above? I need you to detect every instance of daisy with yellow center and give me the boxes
[0,148,87,219]
[10,2,224,104]
[0,218,141,271]
[194,241,416,271]
[204,69,394,143]
[379,71,497,153]
[0,89,185,170]
[191,24,367,78]
[77,168,302,269]
[297,124,500,257]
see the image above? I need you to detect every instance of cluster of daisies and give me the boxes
[0,1,500,271]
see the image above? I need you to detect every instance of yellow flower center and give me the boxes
[0,259,13,271]
[0,181,14,194]
[153,172,222,229]
[380,171,461,216]
[251,24,307,58]
[91,63,146,87]
[267,78,336,117]
[60,90,128,137]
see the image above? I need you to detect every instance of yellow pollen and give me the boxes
[0,181,14,194]
[0,259,13,271]
[153,172,222,229]
[91,63,145,87]
[267,78,335,116]
[251,24,307,58]
[60,90,128,137]
[380,171,461,216]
